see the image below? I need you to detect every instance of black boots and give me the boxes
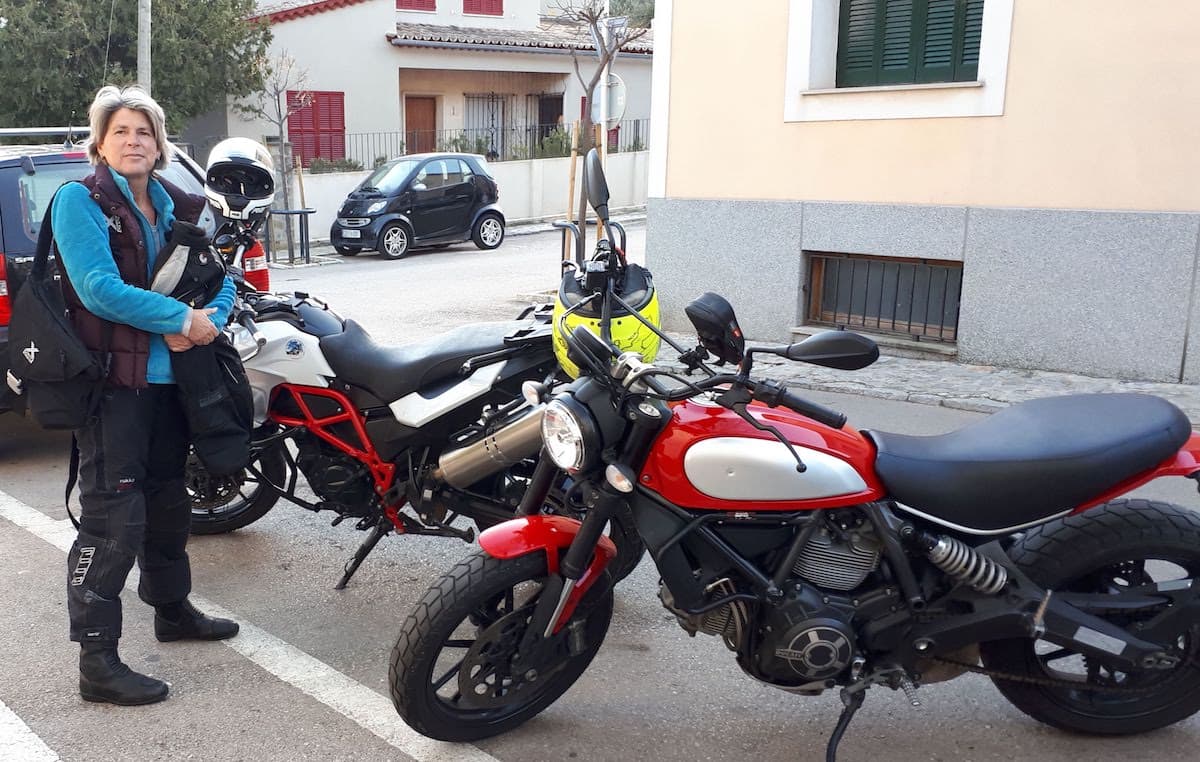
[79,642,169,705]
[77,602,237,705]
[154,599,239,642]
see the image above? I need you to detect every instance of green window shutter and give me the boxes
[958,0,984,81]
[837,0,880,87]
[916,0,984,83]
[878,0,917,84]
[837,0,984,88]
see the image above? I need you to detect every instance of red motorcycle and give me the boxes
[388,286,1200,758]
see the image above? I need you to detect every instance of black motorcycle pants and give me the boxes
[67,385,192,643]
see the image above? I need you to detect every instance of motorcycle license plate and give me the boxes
[342,229,361,239]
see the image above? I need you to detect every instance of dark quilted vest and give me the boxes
[59,163,207,388]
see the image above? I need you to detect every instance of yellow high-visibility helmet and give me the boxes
[552,261,660,378]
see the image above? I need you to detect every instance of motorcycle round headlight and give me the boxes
[542,398,589,472]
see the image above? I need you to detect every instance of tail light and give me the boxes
[241,240,271,292]
[0,255,11,326]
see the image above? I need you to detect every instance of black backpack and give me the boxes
[6,188,110,430]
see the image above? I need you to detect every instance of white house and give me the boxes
[184,0,653,168]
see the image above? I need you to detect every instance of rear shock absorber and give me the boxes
[913,531,1008,594]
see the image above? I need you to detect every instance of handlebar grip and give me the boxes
[238,310,267,348]
[778,390,846,429]
[750,379,847,429]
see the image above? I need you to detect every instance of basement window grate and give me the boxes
[806,252,962,342]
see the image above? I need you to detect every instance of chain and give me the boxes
[914,609,1197,695]
[926,648,1200,696]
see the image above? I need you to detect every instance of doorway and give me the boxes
[405,96,436,154]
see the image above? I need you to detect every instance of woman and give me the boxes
[53,85,239,706]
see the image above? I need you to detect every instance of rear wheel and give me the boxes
[378,222,411,259]
[979,499,1200,734]
[389,550,613,741]
[188,443,286,534]
[471,213,505,250]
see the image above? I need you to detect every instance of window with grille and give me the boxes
[286,91,346,166]
[807,252,962,342]
[837,0,984,87]
[464,0,503,16]
[397,0,436,9]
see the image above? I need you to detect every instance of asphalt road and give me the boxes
[2,222,1198,761]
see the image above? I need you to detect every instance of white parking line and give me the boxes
[0,489,499,762]
[0,698,59,762]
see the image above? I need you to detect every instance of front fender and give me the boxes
[478,515,616,632]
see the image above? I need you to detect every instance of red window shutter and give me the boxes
[465,0,501,15]
[286,91,346,165]
[397,0,435,9]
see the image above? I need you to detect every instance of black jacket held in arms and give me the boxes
[151,220,253,477]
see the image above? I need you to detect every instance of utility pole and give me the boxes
[597,0,611,164]
[138,0,152,94]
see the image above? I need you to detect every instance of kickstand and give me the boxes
[825,688,866,762]
[335,518,391,590]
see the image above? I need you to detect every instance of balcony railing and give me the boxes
[331,119,650,169]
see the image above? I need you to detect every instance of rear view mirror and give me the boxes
[411,181,427,192]
[584,148,610,223]
[685,292,744,366]
[785,330,879,370]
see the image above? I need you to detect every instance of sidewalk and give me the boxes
[696,341,1200,424]
[276,210,649,268]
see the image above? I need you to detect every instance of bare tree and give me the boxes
[234,53,313,259]
[556,1,650,237]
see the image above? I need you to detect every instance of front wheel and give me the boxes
[471,213,505,250]
[188,442,287,534]
[979,499,1200,735]
[378,222,411,259]
[389,550,613,741]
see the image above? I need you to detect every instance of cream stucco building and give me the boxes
[647,0,1200,382]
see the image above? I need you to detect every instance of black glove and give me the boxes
[168,219,211,250]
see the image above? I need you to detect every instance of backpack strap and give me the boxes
[41,182,114,525]
[65,435,82,529]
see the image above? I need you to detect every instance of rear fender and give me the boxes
[1074,432,1200,513]
[478,515,616,632]
[470,203,505,228]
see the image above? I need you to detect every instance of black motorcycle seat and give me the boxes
[319,319,527,403]
[864,394,1191,533]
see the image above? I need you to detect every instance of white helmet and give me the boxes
[205,137,275,221]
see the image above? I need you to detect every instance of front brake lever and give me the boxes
[715,386,807,473]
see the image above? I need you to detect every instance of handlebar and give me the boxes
[754,383,847,430]
[643,372,846,429]
[237,309,267,348]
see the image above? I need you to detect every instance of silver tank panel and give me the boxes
[683,437,868,501]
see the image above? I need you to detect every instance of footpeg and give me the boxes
[899,676,921,707]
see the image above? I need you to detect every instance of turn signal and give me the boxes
[605,464,636,493]
[522,380,548,406]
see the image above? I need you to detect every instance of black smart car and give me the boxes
[329,152,504,260]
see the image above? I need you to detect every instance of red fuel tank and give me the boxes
[638,398,885,511]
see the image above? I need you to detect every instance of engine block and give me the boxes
[792,529,881,591]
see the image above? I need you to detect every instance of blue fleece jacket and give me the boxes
[51,170,235,384]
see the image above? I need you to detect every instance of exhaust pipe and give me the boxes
[432,405,546,488]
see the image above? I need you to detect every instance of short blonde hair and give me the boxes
[85,85,174,171]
